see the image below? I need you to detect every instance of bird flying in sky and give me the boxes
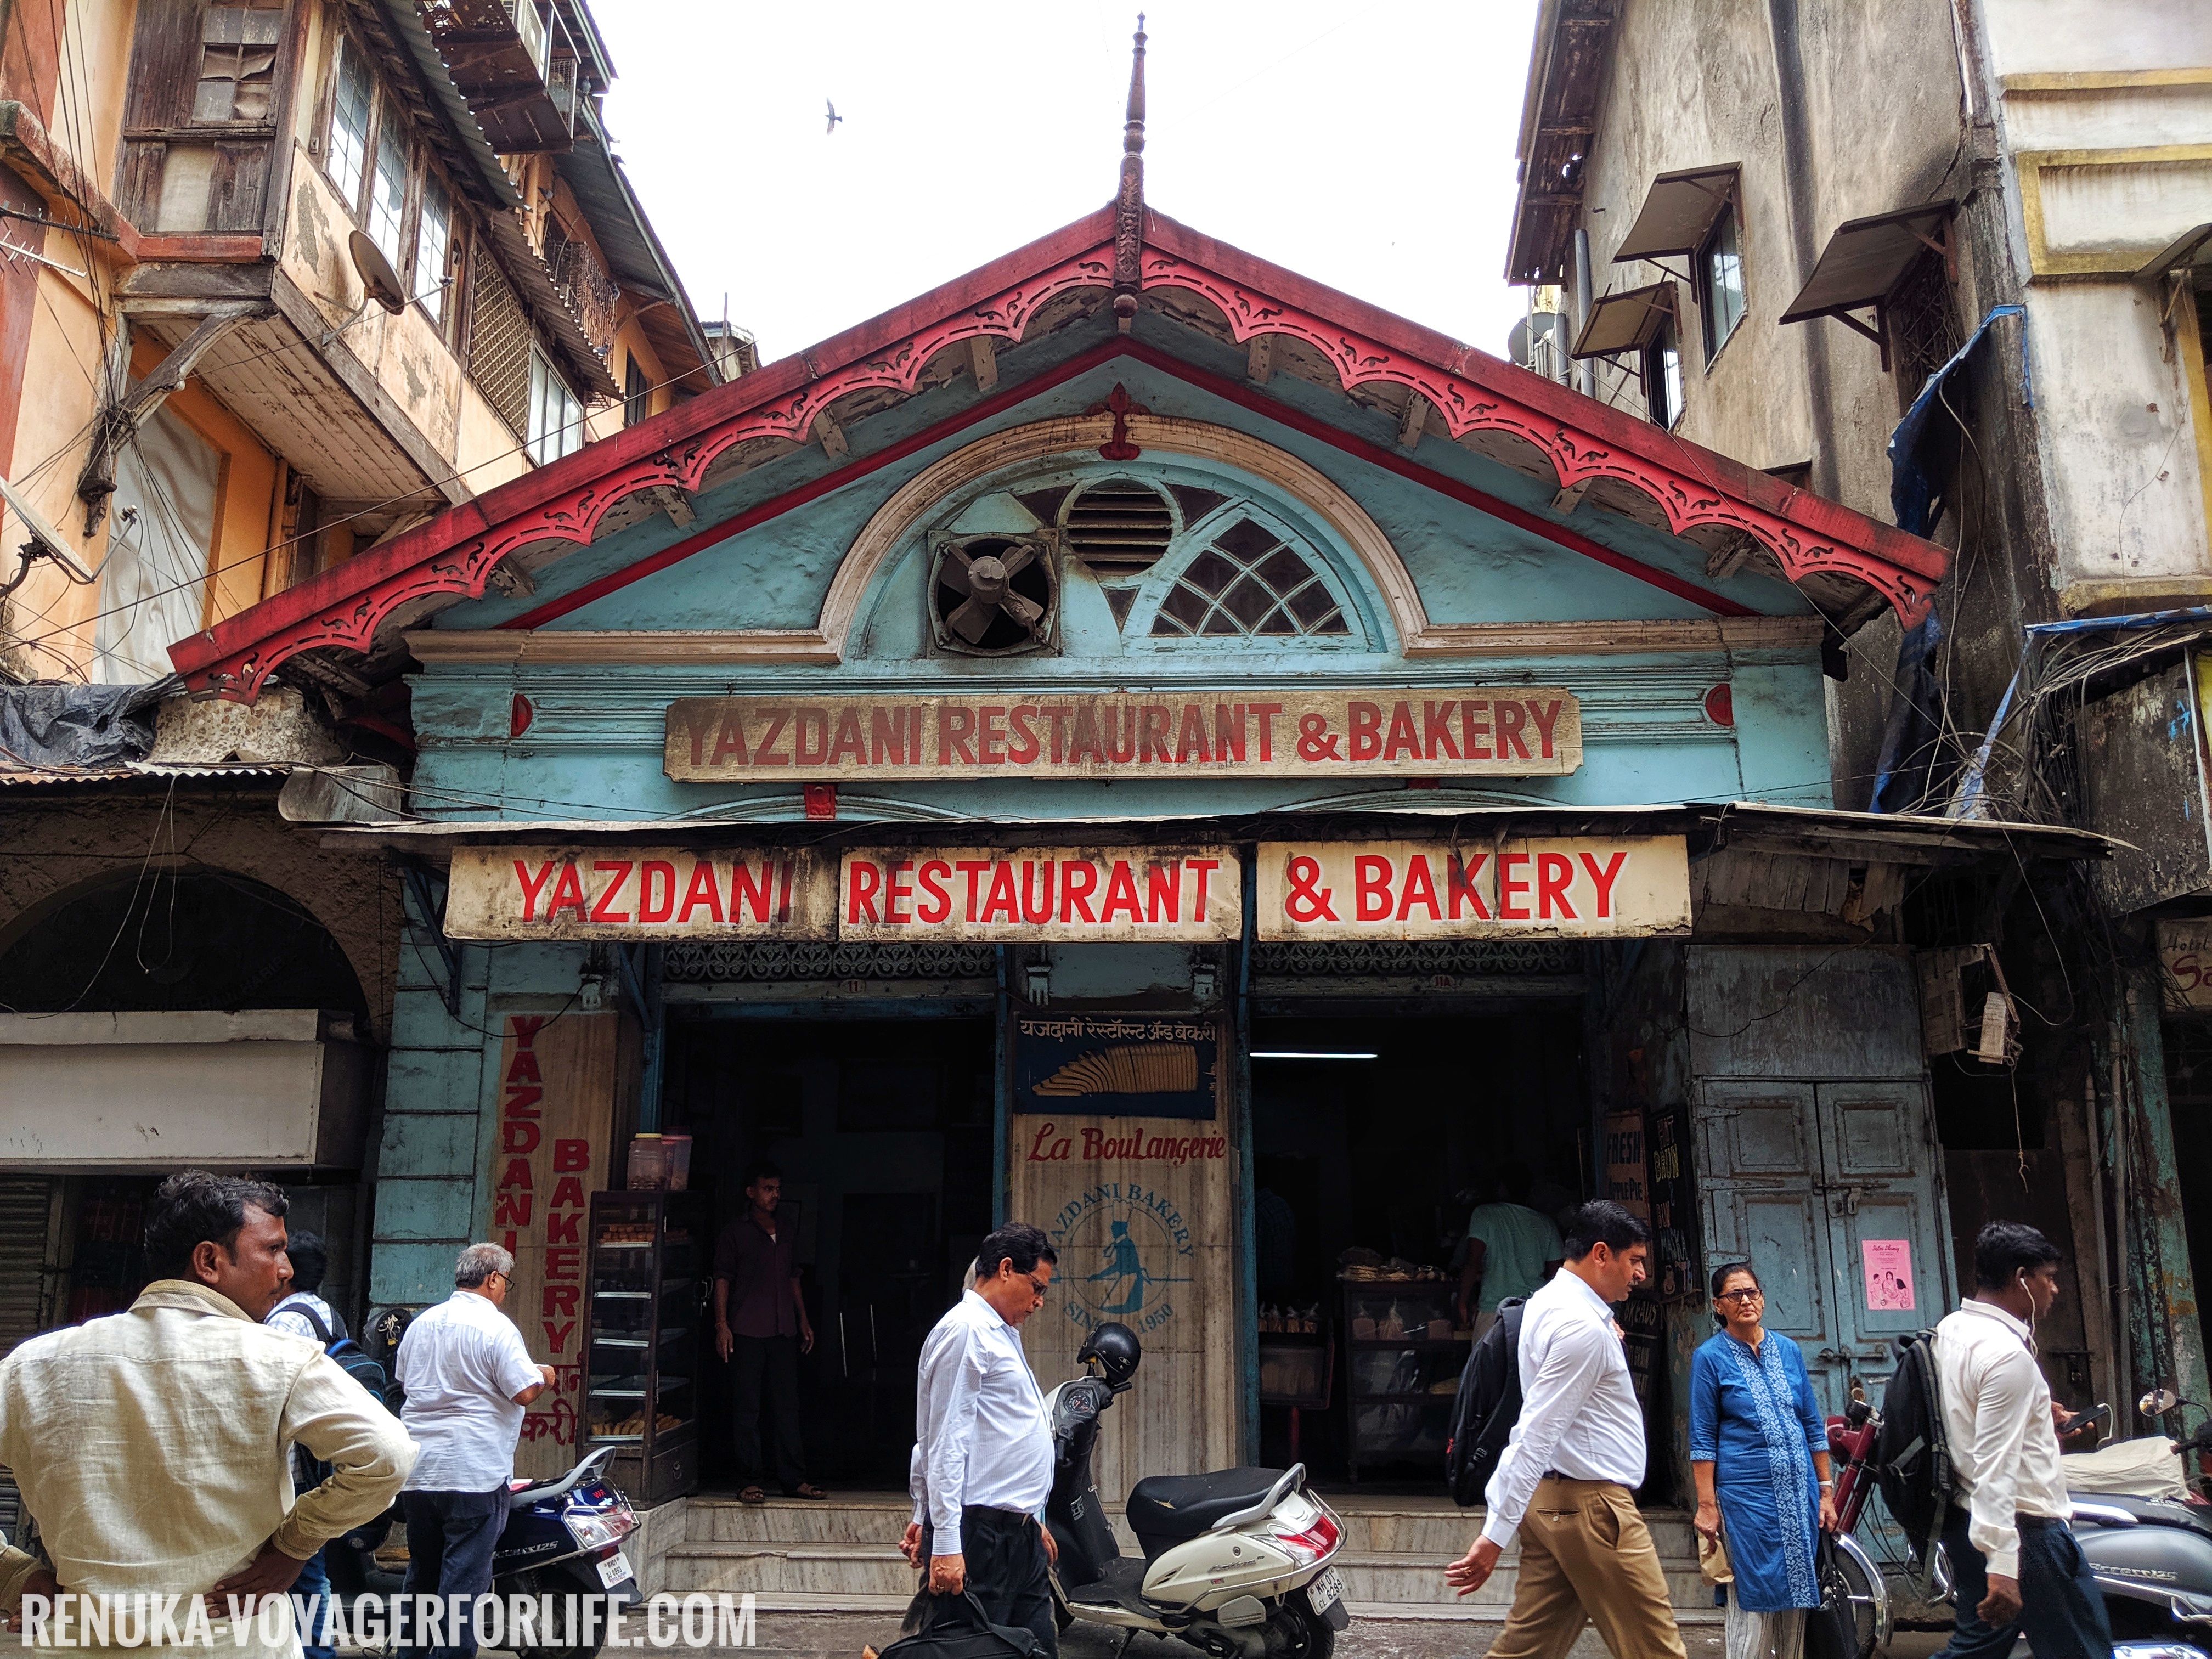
[825,99,843,134]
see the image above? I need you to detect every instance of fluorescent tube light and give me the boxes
[1250,1051,1379,1060]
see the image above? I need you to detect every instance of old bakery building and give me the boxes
[172,49,2098,1528]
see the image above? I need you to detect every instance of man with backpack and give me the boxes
[1927,1222,2111,1659]
[1443,1201,1687,1659]
[265,1229,351,1659]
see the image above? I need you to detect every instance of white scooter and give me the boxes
[1042,1322,1349,1659]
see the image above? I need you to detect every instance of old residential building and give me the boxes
[0,0,718,1359]
[1509,0,2212,1457]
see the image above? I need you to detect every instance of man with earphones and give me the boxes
[1932,1221,2109,1659]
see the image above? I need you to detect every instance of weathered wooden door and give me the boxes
[1696,1080,1843,1375]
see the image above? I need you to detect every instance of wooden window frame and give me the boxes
[1696,202,1746,366]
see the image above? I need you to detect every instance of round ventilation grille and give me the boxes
[1065,481,1173,577]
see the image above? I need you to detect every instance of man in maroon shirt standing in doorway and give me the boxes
[713,1161,825,1503]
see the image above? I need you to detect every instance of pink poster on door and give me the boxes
[1862,1239,1914,1310]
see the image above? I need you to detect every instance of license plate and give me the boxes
[1307,1567,1342,1612]
[597,1550,634,1588]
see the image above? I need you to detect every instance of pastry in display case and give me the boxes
[584,1189,704,1504]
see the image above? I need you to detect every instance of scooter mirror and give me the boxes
[2141,1387,2181,1417]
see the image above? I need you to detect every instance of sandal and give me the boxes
[790,1483,829,1500]
[737,1485,768,1505]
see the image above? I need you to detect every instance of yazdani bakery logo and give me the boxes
[1047,1182,1194,1338]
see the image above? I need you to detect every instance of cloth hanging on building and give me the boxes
[94,404,219,685]
[1869,305,2025,813]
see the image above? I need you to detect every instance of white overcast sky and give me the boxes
[593,1,1541,370]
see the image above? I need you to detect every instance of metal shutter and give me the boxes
[0,1179,55,1358]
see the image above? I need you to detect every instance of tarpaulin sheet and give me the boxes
[0,679,170,770]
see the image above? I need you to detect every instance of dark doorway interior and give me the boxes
[662,1015,997,1489]
[1249,1007,1589,1479]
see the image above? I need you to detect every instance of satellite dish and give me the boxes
[348,230,407,315]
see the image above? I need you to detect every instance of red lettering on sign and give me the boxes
[503,1120,541,1154]
[1536,851,1577,919]
[1020,861,1054,924]
[499,1157,533,1189]
[1355,855,1393,921]
[1348,702,1383,761]
[1102,860,1143,922]
[637,861,676,923]
[552,1138,590,1173]
[828,707,867,766]
[550,1175,585,1207]
[544,1247,580,1278]
[494,1193,532,1227]
[793,707,828,766]
[1008,707,1041,765]
[1138,704,1172,764]
[731,860,776,923]
[1187,859,1219,920]
[1061,861,1099,922]
[510,1015,545,1046]
[1497,701,1530,759]
[711,712,748,765]
[1460,701,1492,760]
[506,1049,542,1085]
[545,863,587,921]
[979,706,1007,765]
[1579,850,1628,917]
[678,860,725,923]
[753,709,791,765]
[1045,706,1073,764]
[1028,1122,1072,1161]
[546,1210,579,1244]
[1174,704,1210,764]
[589,861,634,923]
[1530,699,1564,759]
[1068,704,1104,766]
[884,860,916,925]
[845,860,883,923]
[940,707,976,764]
[1423,702,1460,761]
[870,707,907,766]
[543,1320,576,1352]
[1448,853,1492,921]
[544,1285,580,1319]
[917,860,953,923]
[981,862,1019,923]
[1398,855,1442,921]
[503,1086,542,1118]
[955,860,992,921]
[514,861,556,922]
[1251,704,1282,761]
[1146,862,1181,922]
[1384,701,1420,761]
[1498,851,1532,919]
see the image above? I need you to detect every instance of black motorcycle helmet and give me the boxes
[1077,1322,1141,1392]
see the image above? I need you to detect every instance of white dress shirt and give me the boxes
[1480,1268,1646,1548]
[1934,1299,2068,1578]
[267,1290,346,1344]
[909,1289,1053,1556]
[397,1289,545,1492]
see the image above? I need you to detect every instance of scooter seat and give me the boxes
[1126,1468,1289,1545]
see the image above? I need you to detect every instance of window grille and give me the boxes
[467,243,531,439]
[1889,251,1963,409]
[1149,517,1347,637]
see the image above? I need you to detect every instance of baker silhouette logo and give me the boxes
[1052,1184,1194,1333]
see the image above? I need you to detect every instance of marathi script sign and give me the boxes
[1254,837,1691,940]
[664,690,1582,782]
[444,846,837,940]
[1013,1014,1221,1120]
[839,847,1240,941]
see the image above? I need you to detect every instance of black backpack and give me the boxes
[291,1304,403,1417]
[1874,1329,1953,1587]
[1444,1297,1528,1507]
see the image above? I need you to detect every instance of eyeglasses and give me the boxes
[1717,1287,1764,1304]
[1025,1272,1052,1301]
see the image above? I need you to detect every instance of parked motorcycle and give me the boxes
[2057,1389,2212,1646]
[1043,1322,1350,1659]
[327,1446,641,1659]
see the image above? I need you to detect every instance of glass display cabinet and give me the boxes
[1338,1273,1469,1480]
[583,1190,704,1504]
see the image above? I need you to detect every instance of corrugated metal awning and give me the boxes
[1571,281,1674,358]
[1781,202,1956,328]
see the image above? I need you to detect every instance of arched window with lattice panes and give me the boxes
[1148,516,1351,638]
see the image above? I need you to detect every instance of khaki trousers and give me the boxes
[1489,1477,1690,1659]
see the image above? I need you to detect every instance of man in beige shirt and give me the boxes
[0,1171,416,1654]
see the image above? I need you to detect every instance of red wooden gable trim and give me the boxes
[171,205,1943,702]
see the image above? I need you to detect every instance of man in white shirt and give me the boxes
[900,1222,1062,1656]
[1932,1222,2110,1659]
[1444,1201,1687,1659]
[0,1171,414,1654]
[394,1243,557,1659]
[262,1228,349,1659]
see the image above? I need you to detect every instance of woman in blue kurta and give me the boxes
[1689,1262,1838,1659]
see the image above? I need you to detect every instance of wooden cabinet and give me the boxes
[583,1190,703,1505]
[1339,1277,1468,1480]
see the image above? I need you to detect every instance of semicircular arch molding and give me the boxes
[825,415,1434,659]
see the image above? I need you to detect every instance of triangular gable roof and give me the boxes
[171,204,1948,702]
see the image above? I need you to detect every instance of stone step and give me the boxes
[658,1539,1712,1612]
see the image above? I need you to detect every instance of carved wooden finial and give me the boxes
[1113,14,1147,332]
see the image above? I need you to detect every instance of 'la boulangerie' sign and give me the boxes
[443,837,1690,942]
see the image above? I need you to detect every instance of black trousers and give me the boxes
[730,1332,807,1490]
[397,1488,506,1659]
[1937,1506,2114,1659]
[915,1505,1058,1659]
